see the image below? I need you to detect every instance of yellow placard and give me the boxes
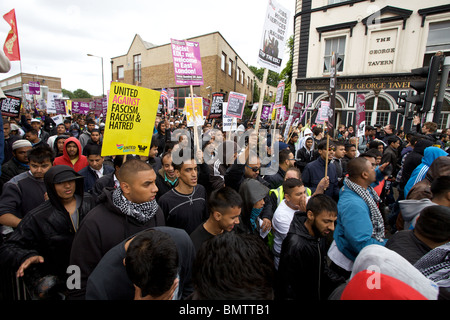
[184,97,204,127]
[102,82,160,156]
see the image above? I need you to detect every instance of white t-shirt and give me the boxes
[272,199,297,269]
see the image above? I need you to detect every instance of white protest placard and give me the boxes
[316,101,330,124]
[222,103,237,132]
[47,92,61,114]
[51,115,64,126]
[257,0,291,73]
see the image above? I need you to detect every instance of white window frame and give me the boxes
[322,35,347,74]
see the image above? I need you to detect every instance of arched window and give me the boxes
[365,96,391,126]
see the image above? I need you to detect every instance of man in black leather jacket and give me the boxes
[276,194,345,300]
[0,165,95,299]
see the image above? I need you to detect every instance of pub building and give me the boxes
[290,0,450,132]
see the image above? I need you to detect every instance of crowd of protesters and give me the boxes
[0,103,449,301]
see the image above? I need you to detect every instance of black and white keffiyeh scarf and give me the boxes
[344,177,385,242]
[112,186,159,224]
[415,243,450,287]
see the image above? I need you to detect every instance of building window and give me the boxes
[423,20,450,65]
[133,54,141,84]
[237,67,241,82]
[247,76,250,89]
[366,96,391,126]
[323,36,345,73]
[221,52,226,71]
[438,99,450,130]
[328,0,350,4]
[228,59,233,77]
[117,66,124,80]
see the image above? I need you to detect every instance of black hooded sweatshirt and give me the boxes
[0,165,95,279]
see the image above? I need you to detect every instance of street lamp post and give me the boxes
[87,54,105,98]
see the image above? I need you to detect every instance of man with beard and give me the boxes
[53,137,88,172]
[276,194,344,300]
[0,139,32,190]
[189,187,242,253]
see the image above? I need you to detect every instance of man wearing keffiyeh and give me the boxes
[68,159,165,300]
[331,157,390,277]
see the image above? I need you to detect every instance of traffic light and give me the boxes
[396,91,408,115]
[406,55,442,114]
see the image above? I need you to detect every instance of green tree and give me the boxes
[72,89,92,99]
[279,35,294,107]
[248,66,280,87]
[62,89,74,99]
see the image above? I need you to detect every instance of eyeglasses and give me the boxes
[246,164,260,172]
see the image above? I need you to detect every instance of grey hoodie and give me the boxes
[398,198,437,230]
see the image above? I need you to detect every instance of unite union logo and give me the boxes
[116,144,124,150]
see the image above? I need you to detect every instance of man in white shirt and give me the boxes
[272,178,308,269]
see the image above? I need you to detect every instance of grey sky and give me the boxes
[1,0,294,96]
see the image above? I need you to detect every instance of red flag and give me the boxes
[3,9,20,61]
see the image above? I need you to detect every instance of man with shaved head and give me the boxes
[68,159,166,300]
[329,157,388,279]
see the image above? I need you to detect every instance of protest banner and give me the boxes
[185,97,204,127]
[102,96,108,118]
[261,105,271,120]
[226,92,247,119]
[51,115,64,126]
[28,81,40,95]
[283,115,293,141]
[257,0,291,74]
[203,97,211,118]
[171,39,204,86]
[102,82,160,156]
[209,92,225,119]
[291,102,303,120]
[274,80,285,108]
[54,99,66,115]
[167,88,175,113]
[71,101,90,115]
[47,92,60,114]
[316,101,330,124]
[327,52,338,134]
[0,95,21,117]
[222,103,237,132]
[356,94,366,138]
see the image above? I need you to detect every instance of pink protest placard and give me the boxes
[171,39,204,86]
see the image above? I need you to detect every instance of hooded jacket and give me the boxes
[404,147,448,197]
[344,244,439,300]
[53,137,88,172]
[399,139,433,190]
[68,187,165,299]
[155,167,178,201]
[0,166,95,279]
[406,156,450,201]
[296,137,317,172]
[236,178,270,235]
[277,213,345,300]
[396,156,450,231]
